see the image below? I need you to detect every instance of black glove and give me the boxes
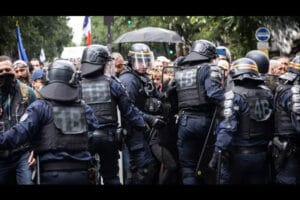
[115,127,124,151]
[147,115,166,129]
[165,80,176,98]
[208,151,219,171]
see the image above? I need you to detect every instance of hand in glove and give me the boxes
[208,150,221,171]
[147,114,166,129]
[165,80,176,98]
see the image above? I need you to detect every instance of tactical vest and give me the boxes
[34,100,88,153]
[81,76,117,123]
[174,64,207,110]
[121,68,162,114]
[274,84,296,136]
[233,85,273,139]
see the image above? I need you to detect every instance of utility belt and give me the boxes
[92,129,109,137]
[40,160,90,172]
[92,126,117,136]
[0,144,30,159]
[178,110,213,117]
[232,145,268,154]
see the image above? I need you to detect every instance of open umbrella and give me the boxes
[114,27,184,44]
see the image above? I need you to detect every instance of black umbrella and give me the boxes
[114,27,184,44]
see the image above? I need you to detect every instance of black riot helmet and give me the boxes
[245,50,269,74]
[230,57,263,82]
[127,43,154,73]
[288,56,300,75]
[40,59,80,101]
[81,44,113,77]
[183,39,217,63]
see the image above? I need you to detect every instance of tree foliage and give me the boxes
[91,16,300,60]
[0,16,72,62]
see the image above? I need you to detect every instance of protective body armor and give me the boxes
[34,101,88,153]
[274,84,295,136]
[175,64,218,111]
[122,68,162,114]
[81,76,117,123]
[232,85,273,139]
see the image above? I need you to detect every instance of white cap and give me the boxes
[13,60,28,68]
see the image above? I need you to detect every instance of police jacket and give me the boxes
[174,63,224,113]
[82,75,145,130]
[215,82,274,151]
[0,99,105,162]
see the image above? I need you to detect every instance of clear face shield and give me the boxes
[104,59,116,77]
[132,51,154,74]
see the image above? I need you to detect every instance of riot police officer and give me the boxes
[80,44,148,185]
[168,39,224,185]
[209,57,274,184]
[0,60,104,185]
[272,55,300,184]
[118,43,165,184]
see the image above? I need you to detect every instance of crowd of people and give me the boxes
[0,38,299,185]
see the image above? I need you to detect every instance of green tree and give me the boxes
[0,16,72,61]
[91,16,300,60]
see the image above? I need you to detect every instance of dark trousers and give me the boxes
[177,114,213,185]
[89,135,121,185]
[40,170,90,185]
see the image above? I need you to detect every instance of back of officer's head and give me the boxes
[245,50,269,74]
[230,57,263,83]
[40,59,80,102]
[182,39,217,64]
[81,44,112,77]
[46,59,77,86]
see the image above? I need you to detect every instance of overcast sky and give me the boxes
[67,16,84,46]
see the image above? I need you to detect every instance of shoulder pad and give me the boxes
[279,72,297,82]
[276,84,290,94]
[258,84,271,91]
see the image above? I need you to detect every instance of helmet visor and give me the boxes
[131,51,154,73]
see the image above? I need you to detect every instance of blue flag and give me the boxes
[16,24,28,62]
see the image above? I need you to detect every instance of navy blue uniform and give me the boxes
[273,80,300,184]
[119,69,159,184]
[174,63,224,185]
[82,76,146,185]
[215,84,273,184]
[0,100,104,185]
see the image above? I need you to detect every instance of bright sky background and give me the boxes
[67,16,85,46]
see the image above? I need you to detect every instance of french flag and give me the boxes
[83,16,92,46]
